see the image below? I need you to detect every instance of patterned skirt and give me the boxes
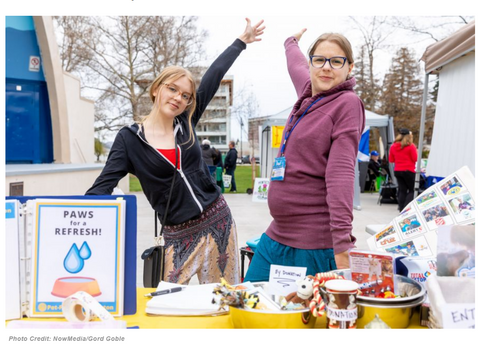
[162,195,240,285]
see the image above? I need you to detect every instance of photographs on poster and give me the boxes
[385,236,433,257]
[421,203,454,230]
[397,214,424,238]
[416,191,438,206]
[439,176,464,196]
[375,225,396,242]
[366,166,474,257]
[386,240,419,257]
[448,193,475,222]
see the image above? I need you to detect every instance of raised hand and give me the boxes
[238,18,265,44]
[293,28,307,42]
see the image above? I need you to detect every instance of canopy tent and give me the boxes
[417,20,475,189]
[258,107,394,209]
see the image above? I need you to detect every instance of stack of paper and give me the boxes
[145,282,226,316]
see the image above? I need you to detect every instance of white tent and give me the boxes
[418,20,475,184]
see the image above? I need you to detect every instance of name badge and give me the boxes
[271,157,286,181]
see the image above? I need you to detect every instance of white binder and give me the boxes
[5,198,126,319]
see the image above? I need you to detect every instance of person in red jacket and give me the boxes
[389,128,418,211]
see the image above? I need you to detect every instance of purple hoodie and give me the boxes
[265,37,365,254]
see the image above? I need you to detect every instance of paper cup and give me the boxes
[324,279,359,329]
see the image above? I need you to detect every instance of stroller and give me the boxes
[377,174,398,205]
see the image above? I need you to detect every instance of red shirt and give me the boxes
[157,148,180,169]
[389,142,417,173]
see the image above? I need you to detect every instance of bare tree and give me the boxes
[53,16,96,74]
[349,16,395,112]
[53,16,208,138]
[387,16,473,43]
[231,88,259,158]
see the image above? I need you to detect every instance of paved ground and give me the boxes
[134,191,399,286]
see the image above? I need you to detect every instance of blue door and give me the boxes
[6,80,53,163]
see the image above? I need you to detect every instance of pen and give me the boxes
[144,287,185,297]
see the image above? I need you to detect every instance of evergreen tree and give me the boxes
[353,45,380,112]
[380,47,424,141]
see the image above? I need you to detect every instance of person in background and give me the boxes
[212,146,223,170]
[244,28,365,282]
[368,150,381,176]
[201,139,216,166]
[380,155,391,180]
[86,18,265,285]
[224,140,238,193]
[365,150,381,191]
[389,128,418,212]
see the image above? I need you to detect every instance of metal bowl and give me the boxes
[229,282,317,329]
[323,269,426,328]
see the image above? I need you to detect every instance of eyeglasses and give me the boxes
[309,55,348,69]
[162,83,193,105]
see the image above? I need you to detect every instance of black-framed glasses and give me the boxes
[309,55,348,69]
[162,83,193,105]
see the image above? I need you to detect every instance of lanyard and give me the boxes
[280,97,323,156]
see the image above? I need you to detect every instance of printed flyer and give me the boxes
[27,199,126,317]
[252,178,270,203]
[367,166,475,258]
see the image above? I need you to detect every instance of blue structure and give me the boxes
[6,16,53,164]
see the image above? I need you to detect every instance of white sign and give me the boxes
[442,303,475,329]
[252,178,270,203]
[29,56,40,72]
[28,199,125,317]
[268,264,307,296]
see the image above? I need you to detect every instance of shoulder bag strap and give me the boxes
[155,135,179,245]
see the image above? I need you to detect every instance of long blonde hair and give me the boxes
[394,132,413,149]
[140,66,197,148]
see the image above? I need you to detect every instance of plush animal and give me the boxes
[285,276,315,306]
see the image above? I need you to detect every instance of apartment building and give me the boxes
[196,74,234,153]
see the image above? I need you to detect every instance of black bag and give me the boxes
[142,211,169,288]
[378,175,398,205]
[141,137,178,288]
[378,184,398,205]
[141,236,165,288]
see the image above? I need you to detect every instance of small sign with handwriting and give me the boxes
[442,304,475,329]
[268,265,307,296]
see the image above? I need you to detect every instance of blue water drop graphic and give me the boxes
[64,244,84,274]
[79,241,92,260]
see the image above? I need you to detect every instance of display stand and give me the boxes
[6,195,137,315]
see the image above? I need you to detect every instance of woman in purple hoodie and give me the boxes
[245,29,365,282]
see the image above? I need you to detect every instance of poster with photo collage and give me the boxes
[367,166,475,258]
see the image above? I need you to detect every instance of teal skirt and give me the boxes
[244,233,337,282]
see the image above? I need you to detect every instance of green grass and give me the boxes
[228,165,260,193]
[129,165,261,193]
[129,175,142,192]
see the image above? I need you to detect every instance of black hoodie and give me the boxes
[86,39,247,225]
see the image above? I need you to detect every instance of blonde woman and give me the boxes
[87,18,265,285]
[389,128,418,212]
